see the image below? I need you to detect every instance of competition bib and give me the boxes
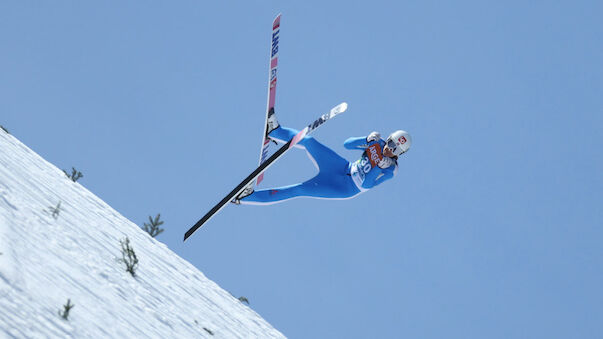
[365,143,383,168]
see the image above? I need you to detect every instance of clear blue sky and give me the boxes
[2,1,602,338]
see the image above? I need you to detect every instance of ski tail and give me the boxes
[183,102,347,241]
[257,13,282,186]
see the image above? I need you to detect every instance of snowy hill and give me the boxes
[0,130,285,338]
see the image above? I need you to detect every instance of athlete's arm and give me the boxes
[343,136,369,150]
[373,168,395,186]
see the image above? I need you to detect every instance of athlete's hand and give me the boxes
[378,157,395,168]
[367,131,381,143]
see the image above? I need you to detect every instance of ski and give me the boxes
[257,13,281,186]
[183,102,348,241]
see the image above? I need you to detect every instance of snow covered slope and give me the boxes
[0,130,285,338]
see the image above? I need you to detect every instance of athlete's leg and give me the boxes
[239,174,360,205]
[239,180,316,205]
[269,126,349,173]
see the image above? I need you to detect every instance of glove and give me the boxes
[366,131,381,143]
[378,156,395,168]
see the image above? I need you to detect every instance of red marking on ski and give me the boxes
[273,16,281,29]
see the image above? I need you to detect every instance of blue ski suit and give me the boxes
[240,126,398,205]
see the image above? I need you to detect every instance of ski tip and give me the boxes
[273,13,282,28]
[333,102,348,114]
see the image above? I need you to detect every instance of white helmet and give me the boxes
[386,130,412,156]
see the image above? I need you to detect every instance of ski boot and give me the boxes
[232,185,254,205]
[266,107,280,137]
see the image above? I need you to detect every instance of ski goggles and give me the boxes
[387,139,406,155]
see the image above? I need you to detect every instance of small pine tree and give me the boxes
[48,202,62,219]
[58,299,74,320]
[119,237,139,277]
[63,167,83,182]
[142,214,164,238]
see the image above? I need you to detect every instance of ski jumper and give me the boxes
[240,126,398,205]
